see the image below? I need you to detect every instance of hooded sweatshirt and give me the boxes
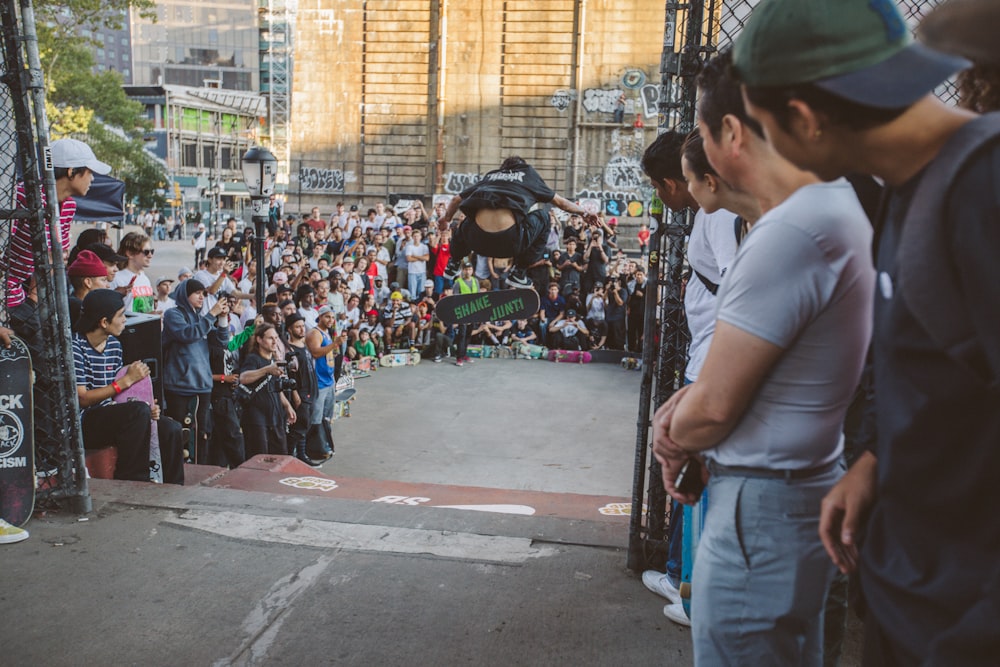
[162,279,231,395]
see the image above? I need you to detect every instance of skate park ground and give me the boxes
[0,228,863,665]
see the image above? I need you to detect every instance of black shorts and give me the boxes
[451,208,548,268]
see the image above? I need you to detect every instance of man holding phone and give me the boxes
[194,247,253,316]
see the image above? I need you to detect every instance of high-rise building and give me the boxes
[129,0,260,91]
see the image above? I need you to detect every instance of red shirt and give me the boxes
[433,242,452,277]
[637,229,650,246]
[4,183,75,308]
[305,217,326,233]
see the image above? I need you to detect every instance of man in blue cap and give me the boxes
[732,1,998,664]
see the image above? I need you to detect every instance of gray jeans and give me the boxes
[311,384,335,425]
[691,463,843,666]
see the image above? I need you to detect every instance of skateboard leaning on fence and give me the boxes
[113,369,162,483]
[378,350,422,367]
[436,288,540,327]
[547,349,592,364]
[0,336,34,527]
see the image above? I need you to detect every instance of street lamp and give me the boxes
[241,146,278,310]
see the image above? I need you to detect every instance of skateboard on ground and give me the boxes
[333,387,356,420]
[0,337,34,527]
[547,349,592,364]
[378,350,421,367]
[114,369,162,483]
[621,356,642,370]
[436,288,539,326]
[679,489,709,618]
[512,341,547,359]
[349,356,376,377]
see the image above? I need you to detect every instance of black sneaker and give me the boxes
[296,452,325,468]
[506,268,532,289]
[442,258,462,280]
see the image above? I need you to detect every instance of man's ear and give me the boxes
[786,99,822,141]
[721,113,743,157]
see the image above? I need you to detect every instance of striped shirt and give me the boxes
[3,182,76,308]
[72,332,123,413]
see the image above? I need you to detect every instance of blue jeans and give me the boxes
[691,464,842,666]
[433,275,452,295]
[407,272,424,303]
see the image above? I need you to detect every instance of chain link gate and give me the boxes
[1,0,90,513]
[627,0,960,572]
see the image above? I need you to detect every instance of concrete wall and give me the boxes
[290,0,665,215]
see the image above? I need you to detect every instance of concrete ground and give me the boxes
[32,224,862,666]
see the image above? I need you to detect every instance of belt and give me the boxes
[705,458,840,481]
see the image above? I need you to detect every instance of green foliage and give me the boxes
[35,2,166,207]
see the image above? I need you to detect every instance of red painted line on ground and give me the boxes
[197,456,634,523]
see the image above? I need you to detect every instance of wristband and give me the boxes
[112,380,123,394]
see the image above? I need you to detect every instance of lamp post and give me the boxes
[241,146,278,311]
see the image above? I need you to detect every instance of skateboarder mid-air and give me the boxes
[439,156,598,289]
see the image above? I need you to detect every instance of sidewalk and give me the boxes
[2,477,692,666]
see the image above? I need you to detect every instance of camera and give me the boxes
[273,361,297,391]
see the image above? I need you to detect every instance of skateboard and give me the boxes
[512,341,547,359]
[679,489,709,618]
[436,288,540,326]
[180,396,198,463]
[621,356,642,370]
[547,349,592,364]
[349,356,376,377]
[378,350,421,367]
[114,370,162,483]
[0,337,34,527]
[333,387,356,420]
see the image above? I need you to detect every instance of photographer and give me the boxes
[238,323,296,458]
[285,313,323,466]
[582,229,609,295]
[604,275,628,350]
[549,309,590,351]
[194,247,252,315]
[162,279,231,464]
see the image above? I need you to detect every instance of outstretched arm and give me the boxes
[437,195,463,230]
[551,195,599,227]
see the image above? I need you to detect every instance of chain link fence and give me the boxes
[628,0,960,572]
[0,0,90,514]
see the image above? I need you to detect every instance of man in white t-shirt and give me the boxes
[193,247,246,315]
[110,232,156,314]
[404,229,430,299]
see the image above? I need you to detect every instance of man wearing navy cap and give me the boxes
[733,0,998,663]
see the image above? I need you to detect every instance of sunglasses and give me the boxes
[142,248,155,256]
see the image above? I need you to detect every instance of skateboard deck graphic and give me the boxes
[512,341,547,359]
[437,288,539,326]
[547,349,592,364]
[114,370,162,483]
[378,350,421,367]
[679,490,708,617]
[0,337,34,527]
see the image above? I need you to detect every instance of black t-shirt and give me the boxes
[558,251,583,286]
[459,164,555,219]
[238,353,284,426]
[862,146,1000,661]
[286,341,317,403]
[604,286,627,321]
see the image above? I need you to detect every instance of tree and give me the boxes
[35,1,168,208]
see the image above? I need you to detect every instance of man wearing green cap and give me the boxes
[732,1,999,664]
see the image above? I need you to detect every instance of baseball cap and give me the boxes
[342,256,354,264]
[285,312,305,329]
[390,291,403,300]
[918,0,1000,65]
[86,242,127,265]
[423,279,434,289]
[389,281,400,290]
[349,204,358,211]
[207,247,227,259]
[67,250,108,278]
[566,309,577,318]
[402,225,412,232]
[177,267,193,280]
[732,0,970,108]
[273,271,289,284]
[51,138,111,175]
[155,275,174,286]
[317,305,333,316]
[76,289,124,333]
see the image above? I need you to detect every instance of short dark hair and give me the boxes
[742,82,906,134]
[500,156,528,171]
[681,130,717,181]
[641,130,686,184]
[696,50,764,141]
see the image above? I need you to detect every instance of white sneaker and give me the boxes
[663,602,692,627]
[0,518,29,544]
[641,570,682,604]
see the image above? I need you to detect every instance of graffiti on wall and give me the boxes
[550,89,574,112]
[603,155,644,191]
[299,167,345,193]
[639,84,659,118]
[582,88,623,114]
[443,171,481,194]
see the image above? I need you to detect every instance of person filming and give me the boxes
[237,323,297,458]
